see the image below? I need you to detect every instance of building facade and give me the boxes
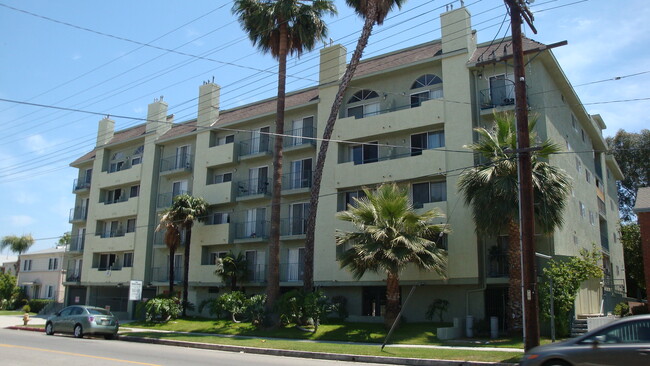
[17,247,66,303]
[64,7,625,323]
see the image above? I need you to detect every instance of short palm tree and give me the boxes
[336,183,448,328]
[233,0,336,313]
[164,194,208,316]
[457,112,572,332]
[1,234,35,275]
[304,0,406,292]
[156,210,181,295]
[214,251,248,292]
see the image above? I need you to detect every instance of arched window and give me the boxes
[346,89,380,119]
[410,74,443,107]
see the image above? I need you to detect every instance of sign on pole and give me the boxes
[129,280,143,301]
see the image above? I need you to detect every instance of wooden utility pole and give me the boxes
[504,0,539,351]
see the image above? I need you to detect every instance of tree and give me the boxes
[156,210,182,295]
[1,234,35,275]
[304,0,406,292]
[57,232,71,247]
[0,272,18,309]
[620,223,644,297]
[606,129,650,221]
[335,183,447,328]
[214,251,248,291]
[163,194,208,316]
[232,0,337,316]
[457,112,572,332]
[539,247,602,337]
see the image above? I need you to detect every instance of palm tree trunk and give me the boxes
[266,22,288,318]
[182,224,193,317]
[384,271,401,329]
[507,219,523,333]
[169,247,175,295]
[303,3,379,293]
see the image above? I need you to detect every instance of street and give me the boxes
[0,328,387,366]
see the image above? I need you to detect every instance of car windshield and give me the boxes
[87,308,111,316]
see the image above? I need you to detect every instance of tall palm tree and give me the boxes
[214,251,248,292]
[304,0,406,292]
[1,234,35,275]
[156,210,181,295]
[164,194,208,316]
[232,0,337,313]
[457,112,572,332]
[336,183,448,328]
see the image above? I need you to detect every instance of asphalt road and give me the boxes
[0,328,386,366]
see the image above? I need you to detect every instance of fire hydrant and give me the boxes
[23,313,30,326]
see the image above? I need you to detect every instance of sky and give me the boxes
[0,0,648,254]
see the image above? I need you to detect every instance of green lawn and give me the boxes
[0,310,37,316]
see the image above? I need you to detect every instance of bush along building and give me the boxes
[64,6,625,326]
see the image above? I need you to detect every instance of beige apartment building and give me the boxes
[64,7,625,325]
[17,247,66,303]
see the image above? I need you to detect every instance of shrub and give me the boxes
[614,302,630,317]
[142,296,182,322]
[425,299,449,322]
[22,304,31,313]
[246,294,266,326]
[27,299,52,314]
[199,292,266,326]
[276,290,332,331]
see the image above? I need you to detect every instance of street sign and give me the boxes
[129,280,143,301]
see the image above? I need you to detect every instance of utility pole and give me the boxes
[504,0,539,351]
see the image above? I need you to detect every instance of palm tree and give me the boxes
[232,0,337,313]
[335,183,448,328]
[156,210,181,295]
[457,112,572,332]
[214,251,248,292]
[1,234,35,275]
[164,194,208,316]
[304,0,405,292]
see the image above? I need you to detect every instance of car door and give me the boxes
[576,319,650,366]
[55,307,73,333]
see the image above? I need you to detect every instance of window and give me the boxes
[213,172,232,184]
[412,181,447,207]
[351,142,378,165]
[290,158,312,189]
[581,319,650,344]
[347,90,380,119]
[576,157,582,173]
[209,251,227,265]
[131,156,142,166]
[123,252,133,267]
[23,259,32,271]
[566,139,572,151]
[581,128,586,142]
[573,235,578,245]
[98,254,117,271]
[126,218,136,233]
[610,199,615,211]
[488,74,515,107]
[410,74,443,107]
[208,212,230,225]
[46,285,54,299]
[246,251,258,280]
[172,180,188,197]
[249,127,270,154]
[290,116,314,146]
[244,208,266,237]
[579,201,586,218]
[130,185,140,198]
[48,258,58,270]
[341,190,367,210]
[106,188,123,204]
[247,166,269,194]
[589,210,595,226]
[175,145,191,169]
[411,131,444,156]
[571,114,578,132]
[217,135,235,145]
[289,203,310,235]
[586,170,592,183]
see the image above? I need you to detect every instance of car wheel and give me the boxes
[104,333,116,340]
[73,324,84,338]
[543,360,571,366]
[45,322,54,336]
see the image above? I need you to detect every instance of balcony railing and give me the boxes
[597,197,606,217]
[280,262,304,282]
[65,267,82,282]
[68,207,88,222]
[108,159,132,173]
[234,220,269,240]
[240,136,271,157]
[342,145,429,166]
[281,171,312,190]
[236,179,270,197]
[280,218,307,236]
[99,230,126,239]
[153,230,187,247]
[603,275,626,295]
[160,153,193,173]
[104,194,129,205]
[72,177,91,192]
[479,85,516,109]
[487,252,509,278]
[68,235,85,252]
[152,267,183,282]
[601,234,610,252]
[284,127,316,148]
[157,190,191,209]
[97,263,122,271]
[246,264,266,283]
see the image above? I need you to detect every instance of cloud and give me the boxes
[25,134,54,155]
[13,191,38,205]
[72,53,82,61]
[10,215,35,227]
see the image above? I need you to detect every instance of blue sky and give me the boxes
[0,0,648,255]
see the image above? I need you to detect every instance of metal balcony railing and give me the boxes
[160,153,193,173]
[152,267,183,282]
[343,145,419,165]
[68,235,85,252]
[281,171,312,190]
[246,264,266,283]
[284,127,316,148]
[280,262,304,282]
[479,85,516,109]
[65,267,82,282]
[72,177,91,192]
[280,218,307,236]
[236,178,271,197]
[234,220,269,239]
[157,190,191,208]
[487,252,509,277]
[239,137,271,157]
[99,230,126,239]
[68,207,88,222]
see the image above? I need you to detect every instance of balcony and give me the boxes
[236,179,270,200]
[160,153,193,176]
[98,161,141,188]
[65,267,82,283]
[280,262,304,282]
[284,127,316,152]
[72,177,91,193]
[281,171,312,194]
[153,230,187,247]
[234,220,269,242]
[603,275,626,295]
[280,218,307,238]
[239,137,271,160]
[479,84,515,110]
[487,252,509,278]
[195,222,231,245]
[197,181,233,205]
[206,142,237,167]
[99,230,126,239]
[69,207,88,223]
[68,235,85,253]
[157,190,191,209]
[246,264,266,283]
[152,267,183,283]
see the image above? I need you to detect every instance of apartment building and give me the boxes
[17,247,65,303]
[64,6,625,324]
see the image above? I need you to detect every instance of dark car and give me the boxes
[520,314,650,366]
[45,305,119,339]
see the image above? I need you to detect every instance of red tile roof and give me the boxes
[355,42,443,77]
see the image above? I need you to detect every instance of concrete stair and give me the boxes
[570,318,588,337]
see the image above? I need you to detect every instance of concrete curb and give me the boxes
[6,326,45,333]
[119,335,517,366]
